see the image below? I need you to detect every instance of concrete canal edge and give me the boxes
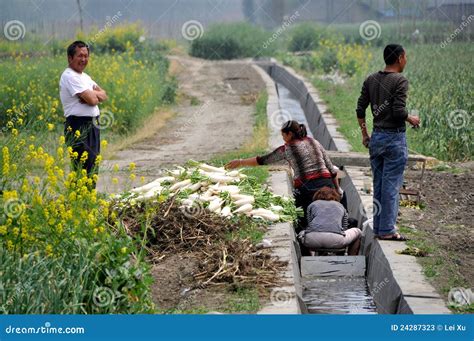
[253,61,451,314]
[253,64,302,314]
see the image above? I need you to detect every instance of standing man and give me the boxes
[60,41,107,187]
[356,44,420,241]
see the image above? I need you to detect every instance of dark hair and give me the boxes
[281,120,307,140]
[383,44,405,65]
[313,187,340,202]
[67,40,90,58]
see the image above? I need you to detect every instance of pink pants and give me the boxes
[301,228,361,249]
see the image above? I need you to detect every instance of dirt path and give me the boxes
[97,55,264,193]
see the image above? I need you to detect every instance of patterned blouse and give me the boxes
[256,137,338,188]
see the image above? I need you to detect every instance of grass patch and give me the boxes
[398,225,471,313]
[189,23,276,60]
[223,286,261,313]
[432,163,467,174]
[311,76,371,153]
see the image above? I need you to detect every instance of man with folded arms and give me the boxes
[59,41,107,188]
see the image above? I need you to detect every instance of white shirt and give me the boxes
[59,67,100,118]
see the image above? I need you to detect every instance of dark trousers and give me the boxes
[64,116,100,187]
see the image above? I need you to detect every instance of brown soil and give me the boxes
[399,162,474,300]
[118,199,286,313]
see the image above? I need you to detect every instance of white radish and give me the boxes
[220,206,232,217]
[225,170,240,177]
[270,204,284,212]
[234,204,253,214]
[131,176,175,193]
[189,193,200,199]
[206,173,236,183]
[136,187,162,201]
[199,163,226,173]
[169,169,184,177]
[200,191,216,202]
[234,197,255,207]
[181,198,194,206]
[258,212,280,222]
[218,185,240,195]
[231,193,254,201]
[187,182,204,193]
[208,198,223,212]
[249,208,273,215]
[169,179,191,192]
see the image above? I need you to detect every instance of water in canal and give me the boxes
[303,276,377,314]
[276,81,377,314]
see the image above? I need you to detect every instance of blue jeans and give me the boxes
[369,131,408,236]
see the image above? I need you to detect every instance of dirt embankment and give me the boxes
[400,162,474,301]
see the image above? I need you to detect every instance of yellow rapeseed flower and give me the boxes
[45,244,53,255]
[80,151,89,163]
[95,155,103,165]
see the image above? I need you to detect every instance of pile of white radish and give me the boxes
[116,162,297,223]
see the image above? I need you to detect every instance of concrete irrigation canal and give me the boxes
[254,60,451,314]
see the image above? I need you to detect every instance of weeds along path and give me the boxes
[98,55,264,193]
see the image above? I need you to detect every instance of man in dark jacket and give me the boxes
[356,44,420,240]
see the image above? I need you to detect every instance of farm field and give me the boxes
[279,41,473,161]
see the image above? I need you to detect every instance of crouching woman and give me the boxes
[298,187,361,255]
